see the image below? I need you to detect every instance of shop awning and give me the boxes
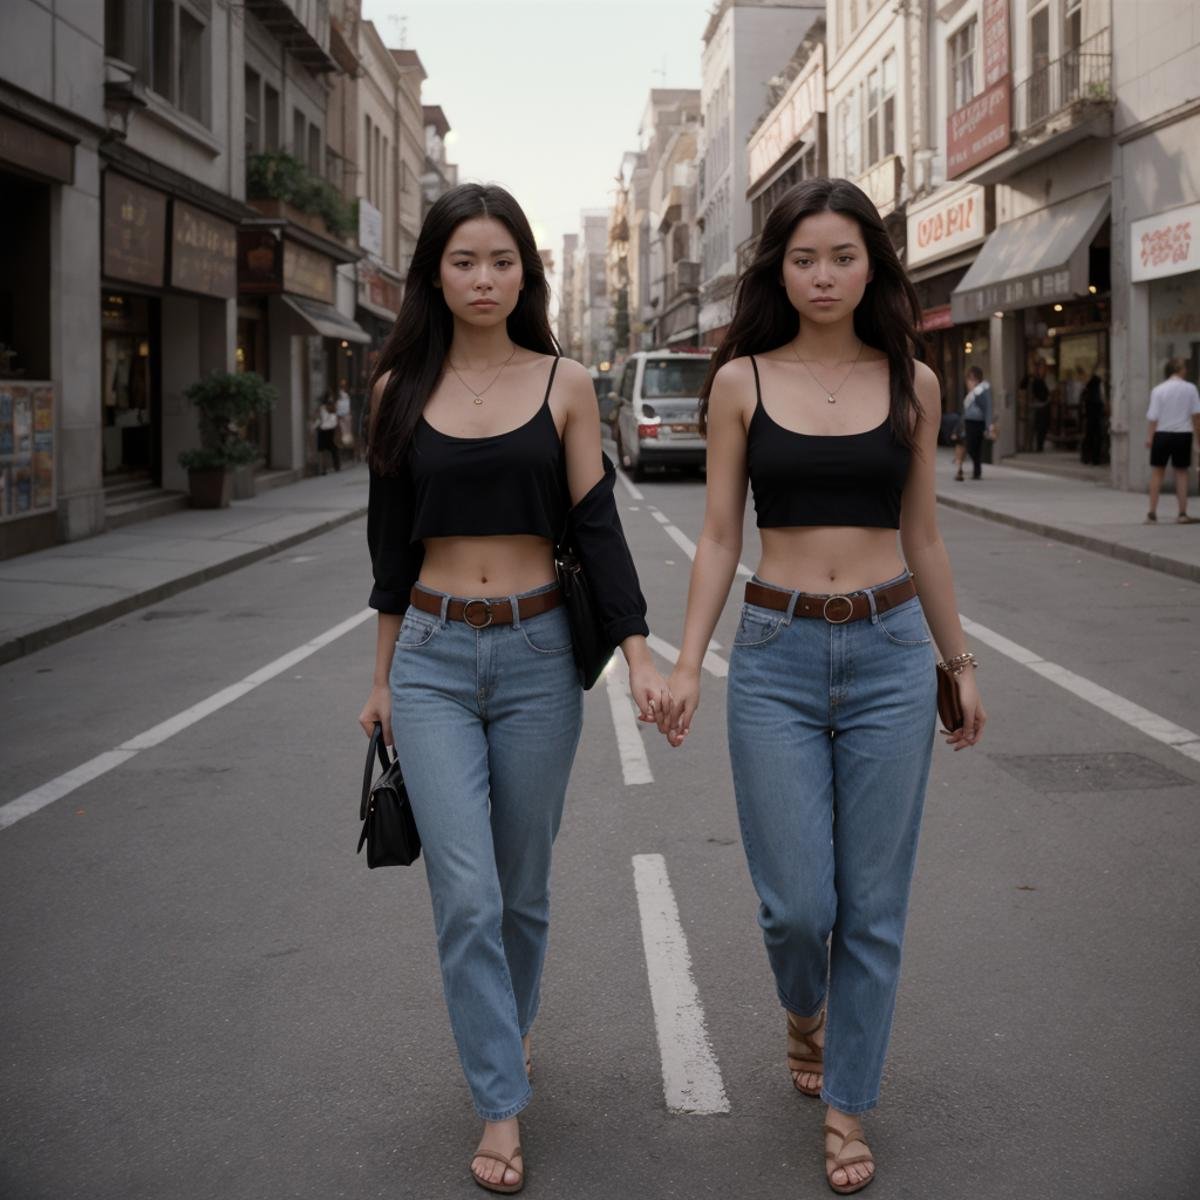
[281,294,371,343]
[950,188,1109,323]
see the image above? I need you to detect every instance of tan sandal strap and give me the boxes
[472,1148,522,1170]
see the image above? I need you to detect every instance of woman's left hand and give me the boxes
[945,669,986,750]
[628,660,672,733]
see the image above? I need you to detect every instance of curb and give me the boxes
[0,505,368,667]
[935,494,1200,585]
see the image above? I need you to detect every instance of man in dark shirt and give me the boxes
[1029,358,1050,452]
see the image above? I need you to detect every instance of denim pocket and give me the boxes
[875,596,931,647]
[520,609,574,655]
[733,603,785,647]
[395,609,439,649]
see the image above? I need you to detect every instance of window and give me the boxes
[293,109,307,162]
[146,0,206,122]
[949,19,977,111]
[364,117,372,202]
[244,66,260,153]
[263,84,280,150]
[642,358,710,398]
[1028,2,1051,121]
[860,53,896,168]
[307,123,321,175]
[837,95,860,176]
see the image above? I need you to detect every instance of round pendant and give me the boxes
[826,394,836,404]
[473,397,484,406]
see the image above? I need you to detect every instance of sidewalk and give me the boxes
[1,453,1197,667]
[0,467,368,666]
[934,448,1200,583]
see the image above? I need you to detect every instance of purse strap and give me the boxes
[361,723,394,820]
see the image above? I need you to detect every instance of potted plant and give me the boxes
[178,371,276,509]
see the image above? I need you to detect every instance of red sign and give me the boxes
[920,305,954,332]
[982,0,1010,87]
[947,77,1012,177]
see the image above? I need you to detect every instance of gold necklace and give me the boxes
[448,344,518,406]
[790,339,864,404]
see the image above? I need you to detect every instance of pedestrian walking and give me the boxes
[953,365,995,481]
[1080,367,1106,465]
[1028,357,1050,451]
[312,396,340,474]
[334,378,354,457]
[357,182,668,1195]
[659,177,986,1196]
[1145,357,1200,524]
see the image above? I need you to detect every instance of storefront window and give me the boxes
[1149,272,1200,387]
[102,294,157,477]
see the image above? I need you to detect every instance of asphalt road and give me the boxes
[2,454,1198,1200]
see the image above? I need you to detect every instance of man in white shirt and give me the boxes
[1146,357,1200,523]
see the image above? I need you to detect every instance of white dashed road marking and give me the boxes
[603,654,654,785]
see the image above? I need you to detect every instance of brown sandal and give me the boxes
[470,1144,524,1195]
[824,1123,875,1195]
[786,1009,825,1096]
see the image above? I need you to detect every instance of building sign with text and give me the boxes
[283,241,335,304]
[171,202,237,298]
[947,0,1011,177]
[906,184,988,269]
[103,173,168,287]
[1130,202,1200,283]
[747,56,824,189]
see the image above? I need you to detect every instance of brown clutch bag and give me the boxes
[936,664,964,733]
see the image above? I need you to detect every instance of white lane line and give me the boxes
[961,614,1200,763]
[0,608,376,831]
[615,468,644,501]
[603,655,654,785]
[632,853,730,1115]
[646,632,729,679]
[646,505,753,578]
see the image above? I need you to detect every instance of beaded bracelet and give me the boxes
[937,651,979,675]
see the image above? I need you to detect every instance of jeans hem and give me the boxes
[820,1088,878,1115]
[779,989,826,1019]
[475,1086,533,1122]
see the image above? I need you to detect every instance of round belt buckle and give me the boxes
[462,598,494,628]
[822,594,854,624]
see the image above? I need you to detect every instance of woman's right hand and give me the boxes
[358,684,393,746]
[663,665,701,748]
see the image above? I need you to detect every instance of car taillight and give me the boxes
[637,422,659,438]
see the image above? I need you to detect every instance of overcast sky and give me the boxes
[360,0,710,293]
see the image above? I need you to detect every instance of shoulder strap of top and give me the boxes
[749,355,762,406]
[543,355,560,404]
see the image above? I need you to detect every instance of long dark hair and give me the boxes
[699,177,929,448]
[367,183,559,473]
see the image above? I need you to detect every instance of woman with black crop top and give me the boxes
[358,184,667,1195]
[661,178,987,1195]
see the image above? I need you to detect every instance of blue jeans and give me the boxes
[726,572,936,1114]
[389,582,583,1120]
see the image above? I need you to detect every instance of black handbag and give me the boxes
[357,722,421,867]
[554,536,615,690]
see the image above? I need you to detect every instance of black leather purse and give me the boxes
[554,536,614,690]
[357,722,421,868]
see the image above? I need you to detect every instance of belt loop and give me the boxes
[508,592,521,629]
[783,588,801,625]
[865,584,880,622]
[438,591,450,625]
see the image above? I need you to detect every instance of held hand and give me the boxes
[663,665,701,748]
[358,684,393,746]
[943,670,986,751]
[628,661,671,731]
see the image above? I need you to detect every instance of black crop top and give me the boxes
[367,358,650,644]
[745,356,911,530]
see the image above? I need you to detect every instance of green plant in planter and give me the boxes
[246,151,356,239]
[178,370,276,471]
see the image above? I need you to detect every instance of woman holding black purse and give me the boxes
[357,183,667,1194]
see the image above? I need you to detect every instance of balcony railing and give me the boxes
[1014,28,1111,133]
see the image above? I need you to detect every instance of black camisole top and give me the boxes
[745,355,911,530]
[408,356,568,542]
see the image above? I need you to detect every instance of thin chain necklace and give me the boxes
[789,338,864,404]
[448,344,518,406]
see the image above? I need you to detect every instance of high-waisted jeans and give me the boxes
[726,571,936,1114]
[389,581,583,1120]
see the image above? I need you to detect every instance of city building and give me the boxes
[574,210,611,368]
[559,232,580,360]
[698,0,824,343]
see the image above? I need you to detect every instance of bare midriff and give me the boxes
[757,526,906,595]
[418,534,557,597]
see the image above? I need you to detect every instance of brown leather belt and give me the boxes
[744,575,917,624]
[409,585,562,629]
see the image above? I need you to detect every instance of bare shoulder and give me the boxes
[549,355,594,390]
[550,355,599,416]
[912,359,941,409]
[709,355,755,408]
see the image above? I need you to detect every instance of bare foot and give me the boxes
[786,1009,824,1095]
[824,1107,874,1192]
[471,1117,523,1191]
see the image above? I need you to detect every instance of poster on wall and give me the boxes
[0,384,54,520]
